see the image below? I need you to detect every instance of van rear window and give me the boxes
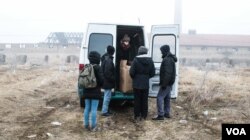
[88,33,113,56]
[152,35,176,63]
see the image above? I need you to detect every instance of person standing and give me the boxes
[101,45,115,116]
[119,34,131,60]
[152,45,177,120]
[83,51,104,131]
[130,46,155,121]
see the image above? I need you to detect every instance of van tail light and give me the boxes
[79,64,84,72]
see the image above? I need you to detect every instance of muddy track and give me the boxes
[18,108,57,140]
[18,95,76,140]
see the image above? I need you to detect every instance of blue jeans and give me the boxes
[102,89,112,113]
[157,86,172,116]
[84,99,99,128]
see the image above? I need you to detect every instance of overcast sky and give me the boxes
[0,0,250,43]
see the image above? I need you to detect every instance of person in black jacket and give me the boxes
[101,45,115,116]
[83,51,104,131]
[130,46,155,121]
[152,45,177,120]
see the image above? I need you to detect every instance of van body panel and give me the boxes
[149,25,179,98]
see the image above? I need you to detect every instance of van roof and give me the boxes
[88,22,144,27]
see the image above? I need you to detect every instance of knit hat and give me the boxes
[107,45,115,55]
[160,45,170,55]
[138,46,148,55]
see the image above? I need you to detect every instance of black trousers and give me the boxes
[133,88,149,119]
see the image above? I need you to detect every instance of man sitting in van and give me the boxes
[101,45,115,116]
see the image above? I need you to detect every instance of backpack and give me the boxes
[78,64,97,88]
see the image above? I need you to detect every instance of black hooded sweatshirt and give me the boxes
[159,52,178,87]
[101,53,115,89]
[129,54,155,89]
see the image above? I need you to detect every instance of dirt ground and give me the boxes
[0,64,249,140]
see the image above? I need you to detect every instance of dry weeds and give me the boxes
[0,64,249,140]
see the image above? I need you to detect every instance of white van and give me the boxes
[79,23,179,101]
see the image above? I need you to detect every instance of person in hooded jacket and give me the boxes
[83,51,104,131]
[152,45,177,120]
[101,45,115,116]
[130,46,155,121]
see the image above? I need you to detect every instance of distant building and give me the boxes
[44,32,83,48]
[180,34,250,67]
[0,33,249,67]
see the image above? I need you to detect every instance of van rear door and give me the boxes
[82,23,116,64]
[148,25,179,98]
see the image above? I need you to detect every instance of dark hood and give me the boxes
[164,52,177,62]
[88,51,101,64]
[160,45,170,56]
[101,53,109,62]
[136,54,152,65]
[101,53,113,62]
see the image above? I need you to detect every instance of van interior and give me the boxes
[115,25,145,92]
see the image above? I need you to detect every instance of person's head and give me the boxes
[107,45,115,55]
[122,34,130,45]
[160,45,170,56]
[138,46,148,55]
[88,51,101,64]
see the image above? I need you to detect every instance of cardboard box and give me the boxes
[119,60,133,93]
[120,60,127,67]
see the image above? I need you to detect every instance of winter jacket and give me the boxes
[83,52,104,99]
[101,53,115,89]
[129,54,155,89]
[159,52,177,87]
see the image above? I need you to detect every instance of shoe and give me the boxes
[164,114,171,118]
[108,111,113,115]
[152,115,164,120]
[141,116,147,121]
[91,127,100,132]
[83,125,90,131]
[133,117,140,123]
[101,112,112,117]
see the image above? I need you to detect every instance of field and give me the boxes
[0,51,249,140]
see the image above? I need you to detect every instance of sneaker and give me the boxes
[101,112,112,117]
[108,111,113,115]
[91,127,100,132]
[83,125,90,131]
[152,115,164,120]
[164,114,171,118]
[137,116,147,121]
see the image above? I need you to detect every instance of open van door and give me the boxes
[80,23,116,66]
[148,25,179,98]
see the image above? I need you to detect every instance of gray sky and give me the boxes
[0,0,250,43]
